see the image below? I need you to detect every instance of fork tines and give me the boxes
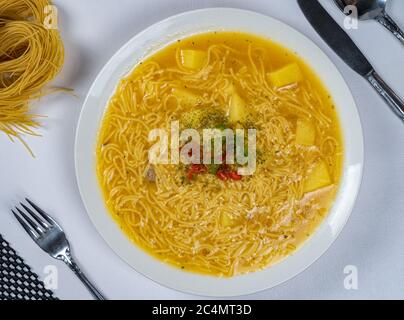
[12,198,55,240]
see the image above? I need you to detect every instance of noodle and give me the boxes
[0,0,64,151]
[96,32,343,276]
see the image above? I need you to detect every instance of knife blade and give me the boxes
[298,0,372,76]
[298,0,404,121]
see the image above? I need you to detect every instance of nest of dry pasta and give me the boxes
[0,0,64,152]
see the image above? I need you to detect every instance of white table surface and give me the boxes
[1,0,404,300]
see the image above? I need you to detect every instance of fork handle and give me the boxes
[62,254,106,300]
[377,11,404,45]
[367,70,404,121]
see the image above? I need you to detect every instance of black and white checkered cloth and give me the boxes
[0,234,57,300]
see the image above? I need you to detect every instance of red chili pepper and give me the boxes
[228,171,242,181]
[187,164,206,180]
[190,164,206,173]
[220,164,229,171]
[216,171,228,181]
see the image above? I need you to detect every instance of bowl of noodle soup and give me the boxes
[75,8,363,296]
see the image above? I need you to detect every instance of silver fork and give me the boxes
[12,198,105,300]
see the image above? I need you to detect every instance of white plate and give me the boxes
[75,8,364,297]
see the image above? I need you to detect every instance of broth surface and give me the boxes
[96,32,343,276]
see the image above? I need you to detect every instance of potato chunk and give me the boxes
[180,49,207,70]
[172,88,201,106]
[296,119,316,146]
[228,90,248,124]
[304,160,331,193]
[221,212,232,227]
[268,63,303,88]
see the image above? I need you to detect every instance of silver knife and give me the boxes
[298,0,404,121]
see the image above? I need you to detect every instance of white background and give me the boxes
[1,0,404,300]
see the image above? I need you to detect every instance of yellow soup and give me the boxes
[96,32,343,277]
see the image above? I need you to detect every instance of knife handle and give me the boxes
[367,71,404,121]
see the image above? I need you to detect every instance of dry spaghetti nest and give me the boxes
[0,0,64,150]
